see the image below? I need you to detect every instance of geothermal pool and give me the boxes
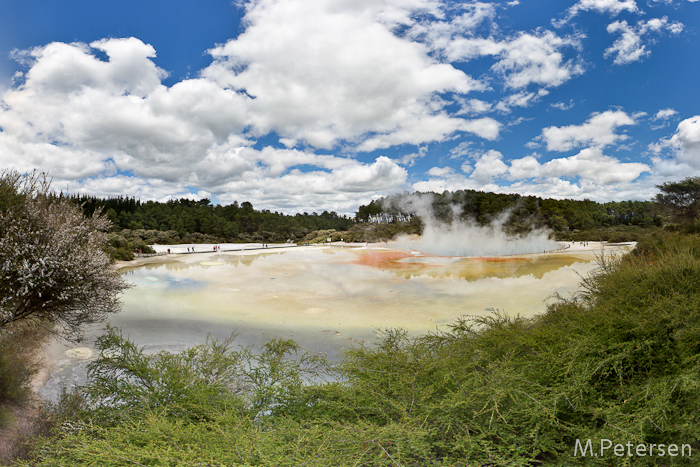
[38,242,633,400]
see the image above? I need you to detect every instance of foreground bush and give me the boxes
[18,234,700,466]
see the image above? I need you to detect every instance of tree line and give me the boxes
[72,195,354,240]
[67,195,355,258]
[73,176,700,258]
[356,190,661,233]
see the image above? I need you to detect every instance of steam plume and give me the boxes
[388,194,560,257]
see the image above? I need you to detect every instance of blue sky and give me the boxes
[1,0,699,214]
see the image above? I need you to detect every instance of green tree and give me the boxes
[656,177,700,223]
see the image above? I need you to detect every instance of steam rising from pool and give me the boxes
[390,194,560,257]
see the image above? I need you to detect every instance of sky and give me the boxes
[1,0,699,215]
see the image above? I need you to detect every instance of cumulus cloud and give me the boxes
[427,166,454,177]
[62,151,408,214]
[536,110,636,152]
[604,17,684,65]
[1,0,686,214]
[456,98,492,115]
[0,39,253,183]
[213,155,408,214]
[470,150,509,183]
[668,115,700,169]
[491,31,584,89]
[0,37,412,213]
[446,30,584,90]
[203,0,490,150]
[507,147,650,184]
[413,146,651,202]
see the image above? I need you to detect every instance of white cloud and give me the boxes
[449,141,473,159]
[563,0,639,22]
[9,38,167,97]
[413,146,651,202]
[496,89,549,112]
[411,172,657,203]
[456,98,492,115]
[550,100,575,111]
[398,146,428,167]
[213,155,408,213]
[0,36,418,214]
[355,115,501,152]
[203,0,489,150]
[604,17,684,65]
[412,172,482,193]
[507,147,650,184]
[537,110,636,151]
[427,166,454,177]
[405,2,497,52]
[650,108,678,130]
[2,0,688,214]
[492,31,584,89]
[668,115,700,169]
[655,108,678,120]
[447,30,584,90]
[61,152,408,214]
[470,150,509,183]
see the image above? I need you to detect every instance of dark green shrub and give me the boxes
[0,325,43,425]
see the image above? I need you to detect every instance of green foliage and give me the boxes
[298,229,338,244]
[655,177,700,224]
[0,325,37,418]
[101,233,134,261]
[70,195,355,244]
[52,327,330,428]
[556,225,658,242]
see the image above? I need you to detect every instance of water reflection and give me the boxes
[113,246,606,332]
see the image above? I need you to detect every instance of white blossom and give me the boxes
[0,169,129,341]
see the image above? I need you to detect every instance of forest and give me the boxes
[73,195,355,240]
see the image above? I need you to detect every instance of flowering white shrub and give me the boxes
[0,170,129,341]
